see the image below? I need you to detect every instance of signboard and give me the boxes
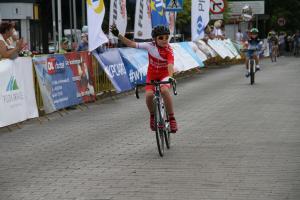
[166,0,184,11]
[210,0,225,14]
[277,17,286,26]
[210,13,224,20]
[228,1,265,15]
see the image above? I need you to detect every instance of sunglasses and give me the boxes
[157,35,169,41]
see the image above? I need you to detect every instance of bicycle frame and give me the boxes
[135,79,177,156]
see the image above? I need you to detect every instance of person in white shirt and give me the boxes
[235,29,243,42]
[0,22,24,59]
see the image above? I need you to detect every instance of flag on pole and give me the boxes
[191,0,210,41]
[150,0,168,28]
[87,0,108,52]
[109,0,128,39]
[134,0,152,40]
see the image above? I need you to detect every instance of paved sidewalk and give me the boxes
[0,57,300,200]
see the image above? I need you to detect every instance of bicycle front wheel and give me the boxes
[250,60,255,85]
[164,110,171,149]
[154,100,165,157]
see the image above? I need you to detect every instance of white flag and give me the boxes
[134,0,152,40]
[87,0,108,52]
[191,0,210,41]
[109,0,128,39]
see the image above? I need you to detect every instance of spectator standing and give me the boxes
[58,37,69,54]
[212,20,225,40]
[77,33,88,51]
[235,29,243,42]
[278,32,286,56]
[0,22,24,59]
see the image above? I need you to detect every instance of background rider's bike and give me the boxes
[242,48,258,85]
[135,79,177,157]
[270,41,278,62]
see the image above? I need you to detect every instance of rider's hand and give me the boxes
[110,24,119,37]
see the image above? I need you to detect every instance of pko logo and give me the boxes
[197,16,204,35]
[6,76,19,92]
[47,57,65,75]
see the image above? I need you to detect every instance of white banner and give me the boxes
[134,0,152,40]
[0,57,38,127]
[109,0,128,40]
[191,0,210,41]
[87,0,108,51]
[170,43,199,72]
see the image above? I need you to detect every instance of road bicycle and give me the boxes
[242,48,259,85]
[135,78,177,157]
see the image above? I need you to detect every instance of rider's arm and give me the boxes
[117,34,137,48]
[168,64,174,77]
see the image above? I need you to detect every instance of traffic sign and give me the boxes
[277,17,286,27]
[210,0,225,14]
[165,0,184,12]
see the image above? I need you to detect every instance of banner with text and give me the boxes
[118,48,148,86]
[93,48,132,93]
[0,57,38,127]
[33,52,96,114]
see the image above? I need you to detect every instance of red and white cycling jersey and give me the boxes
[136,42,174,91]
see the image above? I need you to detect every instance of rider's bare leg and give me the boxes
[146,91,154,114]
[161,86,174,115]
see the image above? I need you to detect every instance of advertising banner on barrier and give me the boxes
[93,48,132,93]
[0,57,38,127]
[170,43,200,72]
[179,42,205,67]
[118,48,148,86]
[188,41,208,61]
[33,52,96,113]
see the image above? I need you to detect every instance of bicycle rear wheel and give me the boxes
[154,101,164,157]
[250,60,255,85]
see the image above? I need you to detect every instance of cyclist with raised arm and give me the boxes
[244,28,262,77]
[110,24,178,133]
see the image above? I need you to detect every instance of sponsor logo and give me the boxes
[6,76,19,91]
[197,16,204,34]
[47,57,65,75]
[2,76,24,104]
[87,0,104,14]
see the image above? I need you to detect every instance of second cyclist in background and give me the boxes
[244,28,262,77]
[110,24,178,133]
[268,30,279,59]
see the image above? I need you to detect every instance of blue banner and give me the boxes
[93,48,132,93]
[150,0,168,27]
[165,0,183,11]
[179,42,204,67]
[118,48,148,86]
[33,55,82,113]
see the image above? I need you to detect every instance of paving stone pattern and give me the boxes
[0,57,299,200]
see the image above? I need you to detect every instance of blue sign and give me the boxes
[165,0,183,11]
[33,55,82,113]
[119,48,148,86]
[93,49,132,93]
